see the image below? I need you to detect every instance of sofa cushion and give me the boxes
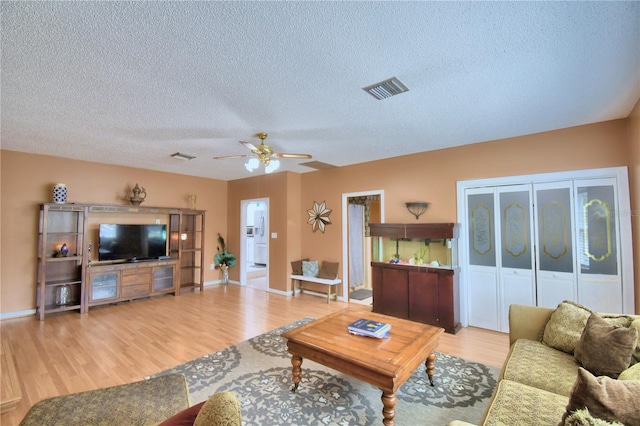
[618,362,640,381]
[301,260,319,277]
[317,261,339,279]
[574,313,638,379]
[20,374,190,426]
[502,339,579,397]
[481,379,568,426]
[632,318,640,365]
[193,391,241,426]
[563,408,624,426]
[562,367,640,426]
[542,300,593,355]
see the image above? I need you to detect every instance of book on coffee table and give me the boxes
[348,318,391,338]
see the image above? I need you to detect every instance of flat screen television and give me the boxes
[98,224,167,262]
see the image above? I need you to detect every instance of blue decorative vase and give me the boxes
[53,183,67,204]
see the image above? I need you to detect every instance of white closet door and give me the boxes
[466,188,499,330]
[574,178,622,313]
[534,181,577,308]
[497,185,535,332]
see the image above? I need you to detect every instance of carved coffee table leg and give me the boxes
[381,391,396,426]
[290,354,303,392]
[425,352,436,386]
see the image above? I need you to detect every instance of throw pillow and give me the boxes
[563,408,624,426]
[193,391,241,426]
[618,362,640,381]
[158,402,205,426]
[574,313,638,379]
[562,367,640,426]
[631,318,640,365]
[542,300,593,355]
[318,261,339,279]
[301,260,319,277]
[290,258,309,275]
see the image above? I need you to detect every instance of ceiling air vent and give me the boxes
[301,161,337,170]
[171,152,196,161]
[363,77,409,100]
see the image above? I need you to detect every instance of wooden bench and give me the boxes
[290,274,341,304]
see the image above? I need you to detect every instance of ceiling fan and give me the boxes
[213,132,312,173]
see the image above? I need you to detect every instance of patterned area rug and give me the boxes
[150,319,498,425]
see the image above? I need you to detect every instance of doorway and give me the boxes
[341,190,384,304]
[240,198,269,291]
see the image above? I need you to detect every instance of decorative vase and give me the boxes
[125,183,147,206]
[221,268,229,285]
[55,284,71,306]
[53,183,67,204]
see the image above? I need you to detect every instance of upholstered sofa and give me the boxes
[20,373,241,426]
[450,302,640,426]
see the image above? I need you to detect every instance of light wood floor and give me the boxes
[0,284,509,426]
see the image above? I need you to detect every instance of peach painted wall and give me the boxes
[299,119,637,312]
[2,117,638,317]
[628,99,640,312]
[0,150,227,316]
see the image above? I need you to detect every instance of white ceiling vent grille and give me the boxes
[363,77,409,100]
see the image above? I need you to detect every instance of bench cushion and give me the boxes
[291,275,341,285]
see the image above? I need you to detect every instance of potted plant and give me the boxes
[214,233,236,284]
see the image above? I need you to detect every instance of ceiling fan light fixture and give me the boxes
[245,157,260,172]
[265,159,280,174]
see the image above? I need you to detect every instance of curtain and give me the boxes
[349,203,365,288]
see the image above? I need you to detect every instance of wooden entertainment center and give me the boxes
[36,203,205,320]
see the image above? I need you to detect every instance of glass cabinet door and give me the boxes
[153,265,175,292]
[89,272,118,302]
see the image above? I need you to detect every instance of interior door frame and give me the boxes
[456,166,634,327]
[341,189,385,302]
[239,197,269,289]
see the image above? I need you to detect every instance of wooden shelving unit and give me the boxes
[170,210,205,293]
[37,204,88,320]
[37,203,205,320]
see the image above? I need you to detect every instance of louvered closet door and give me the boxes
[574,178,622,313]
[534,181,577,309]
[497,185,535,332]
[466,188,499,331]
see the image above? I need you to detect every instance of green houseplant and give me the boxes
[214,233,236,284]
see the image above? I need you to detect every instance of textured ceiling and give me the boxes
[2,1,639,181]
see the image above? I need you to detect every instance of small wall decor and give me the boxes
[187,194,197,210]
[52,183,67,204]
[405,202,429,220]
[307,200,332,233]
[125,183,147,205]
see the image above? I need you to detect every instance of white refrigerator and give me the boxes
[253,210,267,266]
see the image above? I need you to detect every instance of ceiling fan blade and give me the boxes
[213,154,252,160]
[240,141,259,152]
[273,153,313,159]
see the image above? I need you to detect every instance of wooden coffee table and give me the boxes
[281,307,444,426]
